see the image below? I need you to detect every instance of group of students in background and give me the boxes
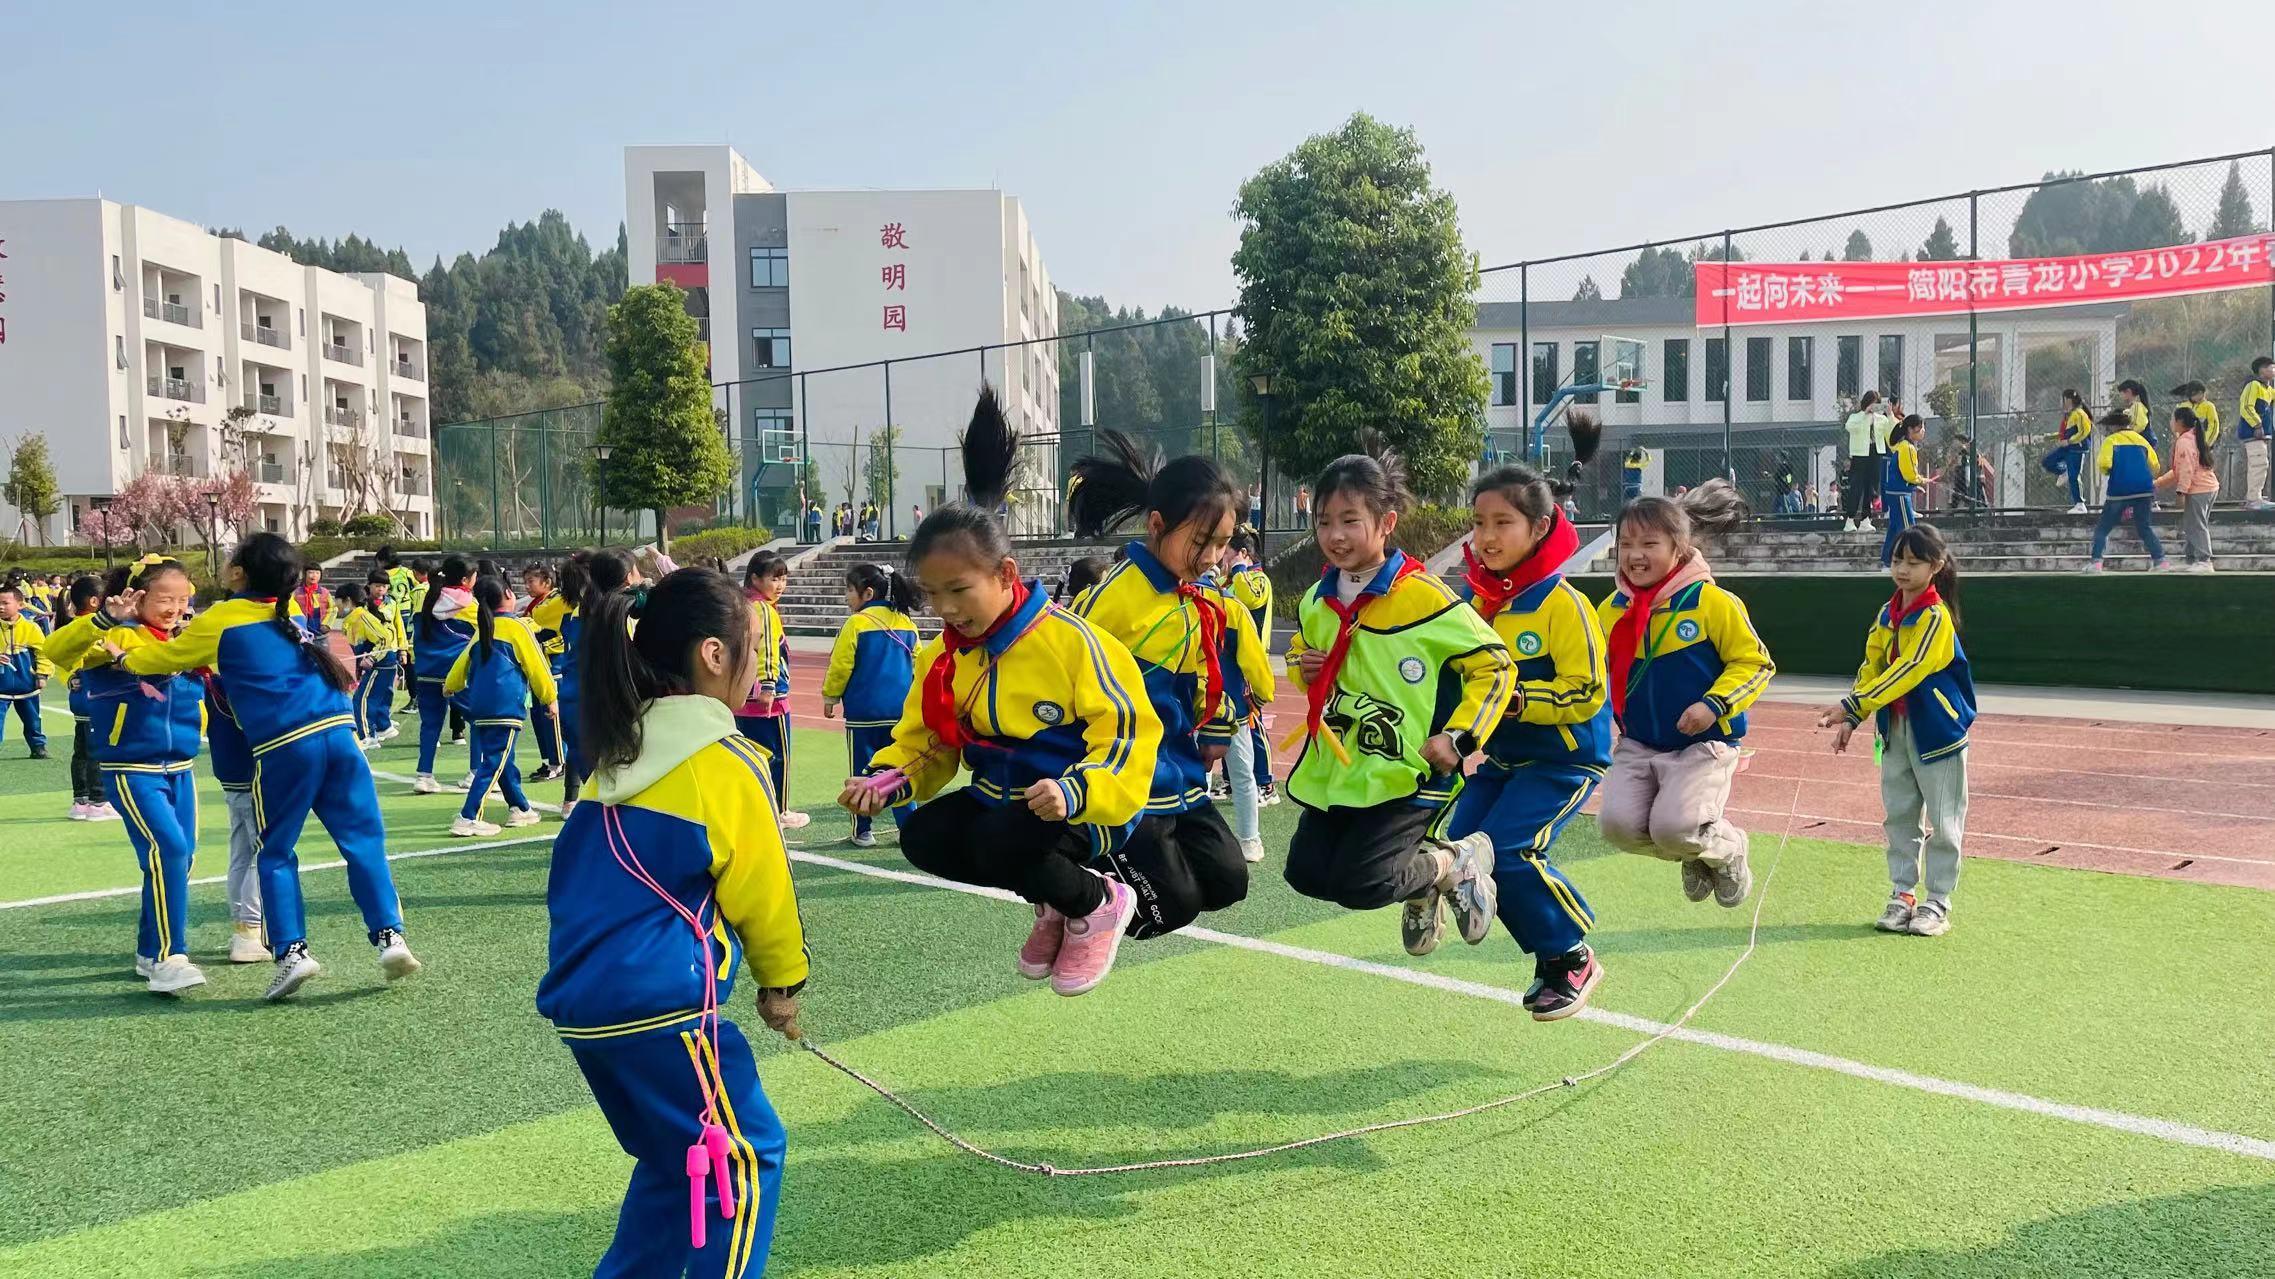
[803,499,887,543]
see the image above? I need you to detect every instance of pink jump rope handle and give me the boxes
[859,768,906,797]
[703,1123,736,1217]
[685,1142,710,1249]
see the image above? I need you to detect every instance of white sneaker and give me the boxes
[451,815,502,837]
[1874,893,1916,933]
[133,955,156,979]
[228,926,269,964]
[2066,503,2088,515]
[1859,520,1875,532]
[1441,833,1500,944]
[1258,788,1281,808]
[559,798,578,821]
[504,806,543,827]
[779,810,812,831]
[1239,837,1266,864]
[69,802,92,821]
[453,773,475,792]
[2184,562,2215,574]
[91,803,122,822]
[1841,520,1856,532]
[374,928,422,981]
[377,725,401,742]
[265,944,321,1001]
[2081,561,2104,574]
[357,737,380,752]
[411,774,441,795]
[1907,900,1951,937]
[146,955,207,995]
[849,829,877,849]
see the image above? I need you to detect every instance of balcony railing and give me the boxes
[398,473,430,496]
[325,405,362,428]
[395,418,426,439]
[323,342,362,366]
[144,298,200,328]
[257,462,287,484]
[155,452,206,478]
[658,225,708,264]
[241,322,289,350]
[147,375,204,403]
[393,357,425,381]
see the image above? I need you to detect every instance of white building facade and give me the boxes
[0,199,433,543]
[625,146,1057,536]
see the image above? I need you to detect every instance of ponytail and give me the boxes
[418,553,471,645]
[579,567,753,776]
[470,575,505,667]
[845,562,920,613]
[234,532,354,691]
[908,387,1020,573]
[1472,414,1604,517]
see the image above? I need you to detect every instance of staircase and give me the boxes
[777,538,1118,637]
[1576,509,2275,574]
[317,548,581,593]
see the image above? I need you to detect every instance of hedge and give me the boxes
[669,527,779,563]
[1265,503,1471,602]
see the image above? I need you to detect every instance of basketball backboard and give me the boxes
[1600,334,1650,392]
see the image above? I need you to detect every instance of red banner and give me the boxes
[1693,233,2275,327]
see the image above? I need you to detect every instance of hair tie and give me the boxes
[627,588,650,619]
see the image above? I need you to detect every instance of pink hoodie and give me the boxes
[2156,434,2218,496]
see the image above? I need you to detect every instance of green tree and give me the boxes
[1571,274,1604,302]
[1919,217,1961,261]
[3,434,61,544]
[863,425,902,510]
[1229,113,1488,499]
[1842,230,1874,261]
[2209,161,2259,238]
[596,284,731,551]
[2008,173,2193,256]
[1618,245,1692,298]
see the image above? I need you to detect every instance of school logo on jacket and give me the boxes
[1397,656,1427,684]
[1675,619,1700,642]
[1325,691,1406,761]
[1514,631,1543,656]
[1033,700,1065,726]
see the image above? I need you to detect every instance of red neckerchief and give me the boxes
[1462,510,1579,621]
[1881,587,1942,718]
[1301,557,1423,751]
[1177,583,1228,723]
[920,580,1032,754]
[1606,553,1710,721]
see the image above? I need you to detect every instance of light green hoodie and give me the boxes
[591,694,741,805]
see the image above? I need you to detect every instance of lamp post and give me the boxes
[1250,373,1275,560]
[89,495,116,571]
[590,444,614,545]
[203,492,220,581]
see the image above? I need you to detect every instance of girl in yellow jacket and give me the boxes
[839,389,1163,997]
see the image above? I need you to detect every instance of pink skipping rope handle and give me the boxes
[600,805,740,1244]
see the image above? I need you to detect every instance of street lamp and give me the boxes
[89,495,116,571]
[590,444,614,545]
[203,492,220,581]
[1250,373,1275,559]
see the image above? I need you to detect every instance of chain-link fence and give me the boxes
[434,146,2275,548]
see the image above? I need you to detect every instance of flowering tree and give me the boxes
[111,471,194,550]
[187,470,260,565]
[76,506,136,549]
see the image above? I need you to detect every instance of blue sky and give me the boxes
[4,0,2269,313]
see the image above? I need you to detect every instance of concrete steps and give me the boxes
[1577,509,2275,575]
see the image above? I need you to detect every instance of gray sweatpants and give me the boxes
[223,789,264,928]
[2181,491,2214,564]
[1597,737,1749,868]
[1880,715,1968,908]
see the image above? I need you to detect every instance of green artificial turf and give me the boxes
[0,710,2270,1278]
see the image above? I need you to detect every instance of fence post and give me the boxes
[883,360,896,540]
[2267,149,2275,355]
[1721,231,1735,481]
[489,421,502,550]
[1966,191,1982,514]
[537,418,552,547]
[1517,263,1530,456]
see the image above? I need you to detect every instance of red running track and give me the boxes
[771,652,2275,892]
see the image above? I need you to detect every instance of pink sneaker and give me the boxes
[1016,903,1065,980]
[1050,877,1135,997]
[69,802,92,821]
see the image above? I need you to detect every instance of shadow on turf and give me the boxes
[0,982,390,1022]
[1826,1182,2275,1278]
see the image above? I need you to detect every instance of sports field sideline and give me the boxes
[1,688,2271,1278]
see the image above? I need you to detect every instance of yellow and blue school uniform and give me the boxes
[119,597,404,959]
[536,696,805,1279]
[1447,572,1608,959]
[821,599,920,837]
[2097,427,2161,500]
[343,602,402,739]
[2042,406,2093,506]
[2187,396,2222,446]
[1622,448,1648,499]
[1880,439,1924,566]
[445,616,556,821]
[2239,379,2274,443]
[1225,563,1277,790]
[409,597,475,775]
[526,590,571,771]
[868,583,1160,858]
[735,595,794,806]
[1838,597,1975,761]
[0,613,50,753]
[80,621,205,962]
[1598,579,1774,752]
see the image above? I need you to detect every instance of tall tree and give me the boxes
[2008,173,2192,256]
[863,425,902,509]
[1842,230,1874,261]
[1230,113,1488,499]
[1918,217,1962,261]
[1619,245,1692,298]
[1571,275,1604,302]
[596,284,731,550]
[2209,161,2260,238]
[3,435,61,544]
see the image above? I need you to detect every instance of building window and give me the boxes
[115,335,127,369]
[298,308,305,337]
[1744,337,1771,403]
[1490,343,1517,406]
[213,283,221,313]
[1572,341,1600,405]
[1529,342,1558,406]
[1704,338,1729,403]
[751,328,791,369]
[119,415,129,448]
[112,255,123,290]
[1787,336,1814,401]
[1836,336,1862,398]
[1662,339,1690,401]
[1877,335,1904,402]
[748,247,788,288]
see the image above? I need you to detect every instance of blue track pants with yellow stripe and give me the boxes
[845,724,907,838]
[1445,760,1599,958]
[530,702,563,771]
[253,724,404,956]
[104,767,198,961]
[569,1020,786,1279]
[353,662,396,739]
[734,715,790,808]
[463,723,529,820]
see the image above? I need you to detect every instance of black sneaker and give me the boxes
[1527,946,1603,1022]
[528,762,564,783]
[28,747,49,760]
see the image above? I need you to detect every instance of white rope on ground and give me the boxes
[794,785,1801,1178]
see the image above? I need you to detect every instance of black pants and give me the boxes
[1285,803,1441,910]
[1103,805,1248,939]
[71,720,101,803]
[1845,456,1879,521]
[901,788,1109,919]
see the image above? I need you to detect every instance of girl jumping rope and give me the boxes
[408,555,475,793]
[342,580,403,749]
[1596,481,1773,907]
[522,563,569,782]
[442,574,555,837]
[558,549,636,818]
[1451,443,1611,1020]
[819,563,921,848]
[737,553,807,831]
[1819,523,1975,937]
[107,533,419,1001]
[1280,448,1516,958]
[536,567,808,1279]
[1067,432,1272,936]
[840,389,1163,996]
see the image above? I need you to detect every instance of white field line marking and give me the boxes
[1720,806,2275,869]
[0,836,552,910]
[785,850,2275,1164]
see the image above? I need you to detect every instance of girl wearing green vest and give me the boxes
[1281,450,1517,959]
